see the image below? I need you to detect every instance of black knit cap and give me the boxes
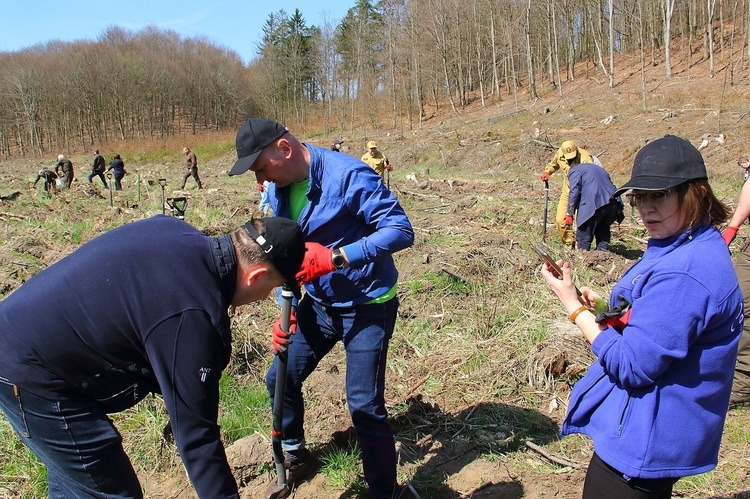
[614,135,708,197]
[229,118,288,176]
[243,217,305,299]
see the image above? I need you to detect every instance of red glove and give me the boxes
[272,309,297,354]
[540,172,550,182]
[564,214,574,226]
[295,242,336,285]
[385,164,393,171]
[257,182,264,192]
[723,226,739,246]
[604,308,631,332]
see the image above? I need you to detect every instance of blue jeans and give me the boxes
[259,190,270,215]
[0,380,142,498]
[266,296,399,499]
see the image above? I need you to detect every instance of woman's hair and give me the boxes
[229,219,283,281]
[678,179,730,228]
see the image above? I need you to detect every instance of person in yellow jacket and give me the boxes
[540,140,594,248]
[361,141,391,179]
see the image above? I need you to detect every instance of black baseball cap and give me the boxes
[229,118,289,176]
[244,217,305,299]
[614,135,708,197]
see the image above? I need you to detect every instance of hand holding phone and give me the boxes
[533,245,563,278]
[532,244,582,297]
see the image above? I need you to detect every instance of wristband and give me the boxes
[569,305,589,324]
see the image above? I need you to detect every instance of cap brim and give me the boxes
[229,150,262,176]
[613,177,687,197]
[563,152,577,160]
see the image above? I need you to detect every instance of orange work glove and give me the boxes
[295,242,336,285]
[272,309,297,354]
[564,214,574,226]
[723,226,739,246]
[540,172,551,182]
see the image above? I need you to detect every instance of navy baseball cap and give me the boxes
[614,135,708,197]
[229,118,289,176]
[244,217,305,299]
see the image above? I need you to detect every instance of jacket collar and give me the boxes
[210,234,237,303]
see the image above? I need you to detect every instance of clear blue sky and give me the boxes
[1,0,355,64]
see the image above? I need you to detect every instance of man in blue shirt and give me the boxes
[565,162,624,251]
[229,118,414,499]
[0,215,305,498]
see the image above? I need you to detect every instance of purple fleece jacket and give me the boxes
[562,223,742,479]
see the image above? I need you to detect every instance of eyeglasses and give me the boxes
[625,190,676,207]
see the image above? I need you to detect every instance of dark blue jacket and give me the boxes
[107,159,126,176]
[562,224,742,479]
[0,216,239,497]
[566,162,618,226]
[269,144,413,306]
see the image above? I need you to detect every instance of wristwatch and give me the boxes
[332,248,347,270]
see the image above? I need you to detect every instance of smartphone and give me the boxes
[532,244,582,296]
[532,244,563,278]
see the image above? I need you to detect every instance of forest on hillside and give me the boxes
[2,0,749,160]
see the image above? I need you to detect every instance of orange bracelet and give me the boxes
[569,305,589,324]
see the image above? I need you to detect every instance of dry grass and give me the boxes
[3,37,750,497]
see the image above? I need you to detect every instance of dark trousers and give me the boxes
[0,380,143,498]
[61,171,74,190]
[583,453,679,499]
[181,168,202,189]
[733,244,750,394]
[266,296,399,499]
[576,201,619,251]
[87,171,108,188]
[113,172,124,191]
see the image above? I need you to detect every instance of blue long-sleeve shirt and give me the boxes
[0,216,239,498]
[566,162,618,226]
[269,144,414,306]
[562,224,742,479]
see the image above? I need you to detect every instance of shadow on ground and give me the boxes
[301,396,559,498]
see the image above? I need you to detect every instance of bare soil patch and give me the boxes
[3,46,750,499]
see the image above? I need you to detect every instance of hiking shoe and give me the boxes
[284,449,318,487]
[729,391,750,409]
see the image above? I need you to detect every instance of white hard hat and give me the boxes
[58,154,65,160]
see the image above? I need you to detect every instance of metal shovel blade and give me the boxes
[263,482,290,499]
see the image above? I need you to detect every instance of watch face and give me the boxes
[332,250,345,269]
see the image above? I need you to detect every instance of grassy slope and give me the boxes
[2,37,750,498]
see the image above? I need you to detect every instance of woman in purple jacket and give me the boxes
[541,135,742,498]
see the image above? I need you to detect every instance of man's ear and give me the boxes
[276,138,293,159]
[242,266,269,287]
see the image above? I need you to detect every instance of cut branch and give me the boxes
[525,440,582,469]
